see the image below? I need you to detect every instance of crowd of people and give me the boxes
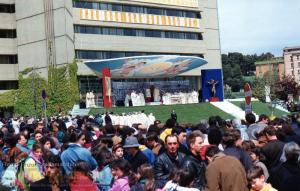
[0,111,300,191]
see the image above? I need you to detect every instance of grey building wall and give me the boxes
[15,0,74,78]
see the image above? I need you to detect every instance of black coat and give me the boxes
[268,160,300,191]
[29,177,70,191]
[181,153,206,190]
[129,150,149,172]
[154,151,185,188]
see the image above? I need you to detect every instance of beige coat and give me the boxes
[205,152,249,191]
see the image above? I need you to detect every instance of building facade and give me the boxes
[0,0,222,102]
[284,46,300,82]
[255,57,284,80]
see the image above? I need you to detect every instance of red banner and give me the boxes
[102,68,112,108]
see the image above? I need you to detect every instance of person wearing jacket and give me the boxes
[181,131,206,190]
[205,146,248,191]
[110,159,132,191]
[60,131,97,175]
[69,160,98,191]
[154,135,185,188]
[29,155,70,191]
[19,143,45,190]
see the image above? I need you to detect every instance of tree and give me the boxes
[274,75,300,102]
[14,60,80,117]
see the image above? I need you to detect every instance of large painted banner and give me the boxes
[85,55,207,78]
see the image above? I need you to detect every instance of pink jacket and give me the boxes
[109,176,130,191]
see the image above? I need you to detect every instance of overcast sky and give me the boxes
[217,0,300,56]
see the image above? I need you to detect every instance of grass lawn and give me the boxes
[89,103,234,124]
[230,101,289,117]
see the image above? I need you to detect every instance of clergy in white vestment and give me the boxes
[139,93,146,106]
[131,91,138,106]
[86,92,91,108]
[187,92,193,104]
[192,90,199,103]
[90,91,96,108]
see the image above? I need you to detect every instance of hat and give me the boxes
[123,136,140,148]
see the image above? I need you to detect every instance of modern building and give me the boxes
[255,57,284,80]
[284,46,300,82]
[0,0,222,105]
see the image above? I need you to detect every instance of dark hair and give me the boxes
[205,146,220,158]
[245,113,256,124]
[258,114,269,122]
[112,143,123,153]
[69,131,85,143]
[171,126,186,136]
[247,166,264,183]
[208,128,222,145]
[222,129,241,147]
[39,136,55,148]
[186,131,204,149]
[165,134,179,144]
[165,118,176,128]
[208,116,218,127]
[92,147,113,167]
[137,164,155,191]
[46,154,61,167]
[4,134,17,147]
[32,143,43,152]
[173,169,195,187]
[146,132,159,142]
[241,140,256,153]
[110,159,132,176]
[263,126,276,136]
[70,160,93,182]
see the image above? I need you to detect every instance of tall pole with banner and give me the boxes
[244,83,252,114]
[102,68,112,108]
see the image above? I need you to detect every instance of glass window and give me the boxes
[0,4,15,13]
[92,2,99,10]
[102,28,109,35]
[0,55,17,64]
[124,29,136,36]
[147,8,163,15]
[145,30,161,37]
[166,9,183,17]
[185,11,197,18]
[112,4,122,12]
[99,3,108,10]
[0,29,16,38]
[136,29,145,37]
[110,52,126,58]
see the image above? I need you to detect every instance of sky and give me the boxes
[217,0,300,56]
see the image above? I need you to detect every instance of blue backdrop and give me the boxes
[201,69,224,101]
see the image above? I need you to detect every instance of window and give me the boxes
[0,4,15,13]
[291,63,294,68]
[147,8,164,15]
[0,55,18,64]
[298,62,300,68]
[74,25,203,40]
[0,81,18,90]
[75,50,203,60]
[0,29,16,38]
[73,1,200,18]
[112,4,122,12]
